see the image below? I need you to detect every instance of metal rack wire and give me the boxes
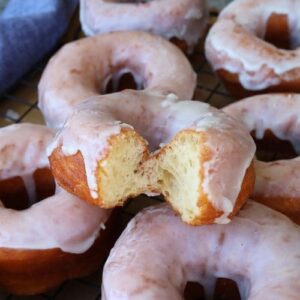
[0,15,235,300]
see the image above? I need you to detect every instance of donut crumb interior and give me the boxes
[97,129,207,223]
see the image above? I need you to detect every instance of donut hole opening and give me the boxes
[170,37,189,53]
[214,278,241,300]
[184,282,205,300]
[263,13,298,50]
[104,69,145,94]
[251,129,297,162]
[0,168,55,210]
[184,278,241,300]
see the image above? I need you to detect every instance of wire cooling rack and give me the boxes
[0,12,235,300]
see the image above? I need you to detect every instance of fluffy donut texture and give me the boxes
[102,202,300,300]
[224,94,300,224]
[80,0,208,53]
[205,0,300,99]
[38,31,196,129]
[0,123,119,295]
[48,91,255,225]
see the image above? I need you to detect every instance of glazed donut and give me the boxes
[102,202,300,300]
[205,0,300,99]
[38,31,196,129]
[223,93,300,224]
[80,0,208,53]
[0,123,120,295]
[48,90,255,225]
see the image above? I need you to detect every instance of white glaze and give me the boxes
[102,202,300,300]
[38,31,196,129]
[223,93,300,204]
[205,0,300,91]
[48,90,255,222]
[224,93,300,153]
[80,0,208,53]
[0,190,110,254]
[0,124,53,180]
[254,159,300,200]
[0,123,111,254]
[108,67,144,92]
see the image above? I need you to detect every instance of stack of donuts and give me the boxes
[1,0,300,299]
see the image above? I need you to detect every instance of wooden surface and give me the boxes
[0,13,236,300]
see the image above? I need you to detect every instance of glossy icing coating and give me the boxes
[0,123,111,254]
[254,159,300,200]
[102,202,300,300]
[80,0,208,53]
[38,31,196,128]
[205,0,300,90]
[224,93,300,206]
[224,93,300,153]
[48,90,255,223]
[0,123,53,180]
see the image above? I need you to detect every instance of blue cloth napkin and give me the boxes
[0,0,78,95]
